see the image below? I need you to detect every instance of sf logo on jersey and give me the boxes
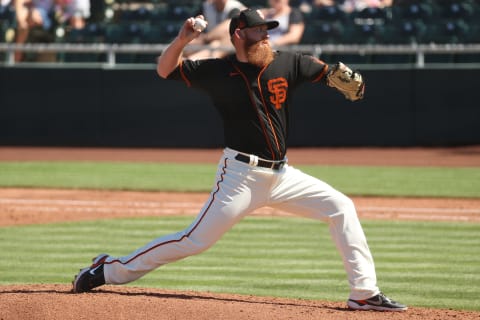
[267,78,288,110]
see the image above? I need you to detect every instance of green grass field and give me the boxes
[0,161,479,197]
[1,217,479,310]
[0,161,479,311]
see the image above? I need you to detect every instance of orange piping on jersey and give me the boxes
[312,61,329,83]
[257,65,281,160]
[179,61,192,87]
[232,63,276,159]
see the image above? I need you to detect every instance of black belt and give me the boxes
[234,153,286,170]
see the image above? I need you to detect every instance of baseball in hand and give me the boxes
[193,18,207,32]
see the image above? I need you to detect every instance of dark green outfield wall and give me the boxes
[0,67,478,147]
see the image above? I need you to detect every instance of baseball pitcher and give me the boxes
[73,8,406,312]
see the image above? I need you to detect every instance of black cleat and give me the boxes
[72,254,109,293]
[347,292,408,311]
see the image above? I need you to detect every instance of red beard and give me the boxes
[245,39,274,68]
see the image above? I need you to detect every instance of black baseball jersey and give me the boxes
[167,51,328,161]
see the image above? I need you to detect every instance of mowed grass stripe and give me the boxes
[1,216,479,311]
[1,162,479,197]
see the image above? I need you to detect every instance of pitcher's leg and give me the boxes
[104,157,259,284]
[272,166,379,300]
[104,195,243,284]
[325,194,379,300]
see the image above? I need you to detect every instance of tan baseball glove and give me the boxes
[326,62,365,101]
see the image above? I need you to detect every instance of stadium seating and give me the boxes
[1,0,480,64]
[302,20,345,45]
[310,4,348,22]
[0,2,14,46]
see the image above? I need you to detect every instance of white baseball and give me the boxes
[193,18,207,32]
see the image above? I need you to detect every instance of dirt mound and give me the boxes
[2,284,479,320]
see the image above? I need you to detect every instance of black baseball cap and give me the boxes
[229,8,279,36]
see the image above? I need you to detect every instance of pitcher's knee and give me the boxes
[339,194,356,211]
[182,235,216,256]
[330,193,358,218]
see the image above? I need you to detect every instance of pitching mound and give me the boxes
[2,284,480,320]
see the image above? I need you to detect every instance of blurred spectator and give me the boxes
[1,0,14,24]
[1,0,12,12]
[300,0,393,14]
[1,0,15,42]
[312,0,336,5]
[56,0,90,29]
[298,0,335,14]
[260,0,305,47]
[339,0,393,13]
[14,0,90,62]
[185,0,246,60]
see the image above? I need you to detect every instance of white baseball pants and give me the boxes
[103,148,380,300]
